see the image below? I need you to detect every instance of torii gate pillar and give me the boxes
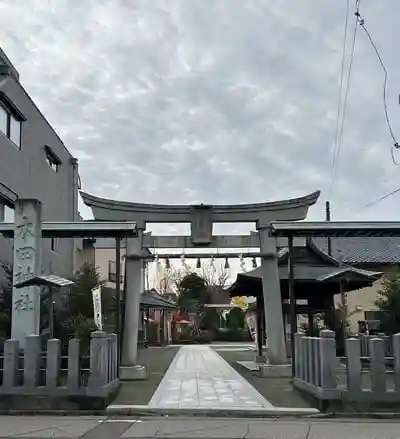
[258,228,287,364]
[120,231,146,379]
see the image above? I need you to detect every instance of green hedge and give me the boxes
[215,328,252,342]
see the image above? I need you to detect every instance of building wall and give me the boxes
[79,239,126,288]
[0,48,81,276]
[335,264,395,333]
[94,245,126,288]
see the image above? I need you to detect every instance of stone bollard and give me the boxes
[2,339,19,390]
[345,337,362,395]
[24,334,41,389]
[313,337,321,387]
[370,337,386,395]
[45,338,61,388]
[300,335,307,381]
[307,337,314,384]
[109,333,118,382]
[393,333,400,393]
[88,331,109,390]
[67,338,81,391]
[320,330,336,390]
[294,333,302,378]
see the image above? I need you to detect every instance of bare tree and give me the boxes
[152,258,231,295]
[199,261,229,289]
[153,262,192,295]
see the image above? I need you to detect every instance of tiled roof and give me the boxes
[313,237,400,265]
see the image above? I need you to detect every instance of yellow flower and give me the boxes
[231,296,248,310]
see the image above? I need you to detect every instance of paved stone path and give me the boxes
[2,416,400,438]
[148,345,274,410]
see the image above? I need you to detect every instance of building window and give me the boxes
[10,114,21,145]
[4,205,14,222]
[108,260,124,283]
[0,103,22,148]
[44,145,62,172]
[0,105,7,134]
[364,310,383,321]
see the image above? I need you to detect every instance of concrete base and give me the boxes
[119,364,147,381]
[236,361,259,372]
[259,364,292,378]
[256,355,267,364]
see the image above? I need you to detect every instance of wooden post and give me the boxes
[256,297,264,359]
[308,313,315,335]
[288,234,296,376]
[145,308,150,347]
[325,201,332,255]
[115,235,121,368]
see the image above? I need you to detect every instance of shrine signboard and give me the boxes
[11,199,42,346]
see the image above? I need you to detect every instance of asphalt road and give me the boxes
[1,416,400,439]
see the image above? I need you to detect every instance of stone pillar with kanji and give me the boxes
[11,199,42,347]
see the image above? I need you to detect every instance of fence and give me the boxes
[293,330,400,404]
[359,333,393,358]
[0,331,118,398]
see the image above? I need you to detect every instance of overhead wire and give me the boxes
[331,1,400,214]
[329,0,358,194]
[329,0,350,195]
[358,186,400,210]
[347,2,400,212]
[329,0,350,194]
[354,6,400,165]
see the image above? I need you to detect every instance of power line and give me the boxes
[332,1,400,216]
[355,5,400,165]
[359,186,400,210]
[333,11,359,185]
[329,0,350,193]
[330,0,359,193]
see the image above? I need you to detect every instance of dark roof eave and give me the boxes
[271,221,400,237]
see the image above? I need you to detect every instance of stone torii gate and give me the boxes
[81,190,320,374]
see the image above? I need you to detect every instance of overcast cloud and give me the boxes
[1,0,399,233]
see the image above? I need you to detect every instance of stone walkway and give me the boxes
[3,416,400,439]
[148,345,274,410]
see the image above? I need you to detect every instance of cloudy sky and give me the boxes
[1,0,399,233]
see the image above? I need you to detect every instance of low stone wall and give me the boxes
[0,331,119,410]
[293,330,400,411]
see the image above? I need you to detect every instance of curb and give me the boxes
[0,410,106,416]
[1,408,400,420]
[106,405,320,418]
[307,412,400,420]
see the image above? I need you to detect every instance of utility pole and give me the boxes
[325,201,333,331]
[338,253,349,342]
[325,201,332,256]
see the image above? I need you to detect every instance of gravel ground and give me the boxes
[111,346,179,406]
[217,349,313,409]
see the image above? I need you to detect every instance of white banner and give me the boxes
[92,286,103,330]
